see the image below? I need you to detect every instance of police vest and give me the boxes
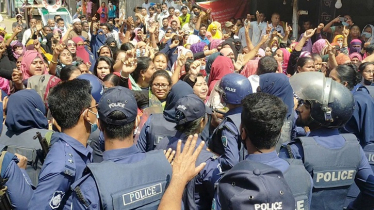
[148,114,177,151]
[363,143,374,170]
[283,159,312,210]
[88,150,172,210]
[208,113,246,161]
[183,149,216,210]
[365,86,374,98]
[298,134,361,210]
[0,127,49,186]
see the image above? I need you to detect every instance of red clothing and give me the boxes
[97,6,108,23]
[207,56,235,96]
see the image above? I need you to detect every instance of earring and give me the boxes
[142,76,145,81]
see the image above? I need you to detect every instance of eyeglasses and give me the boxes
[363,70,374,74]
[152,83,169,89]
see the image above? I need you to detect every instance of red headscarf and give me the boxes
[72,37,90,64]
[208,56,234,95]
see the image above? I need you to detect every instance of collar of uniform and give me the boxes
[225,106,242,117]
[58,132,93,157]
[169,132,205,151]
[309,128,339,137]
[245,150,278,163]
[102,144,141,161]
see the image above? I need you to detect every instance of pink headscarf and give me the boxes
[21,50,48,80]
[255,48,265,60]
[133,28,142,42]
[0,77,10,95]
[300,51,312,58]
[312,39,327,55]
[349,52,363,61]
[279,48,290,74]
[240,60,259,78]
[72,36,90,63]
[220,47,234,57]
[10,40,26,59]
[210,39,224,50]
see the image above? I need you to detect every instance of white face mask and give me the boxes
[271,47,277,53]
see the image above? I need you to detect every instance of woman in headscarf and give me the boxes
[10,41,25,60]
[0,89,49,185]
[72,36,90,64]
[258,72,295,147]
[186,34,201,45]
[190,42,207,54]
[106,37,118,55]
[131,28,143,45]
[274,48,290,74]
[240,60,259,78]
[97,2,108,24]
[349,39,362,55]
[349,52,363,65]
[210,39,224,51]
[20,50,49,83]
[361,24,374,44]
[332,35,344,47]
[207,56,235,96]
[207,22,222,40]
[25,39,53,61]
[312,39,328,56]
[91,29,107,59]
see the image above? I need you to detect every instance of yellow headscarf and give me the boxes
[207,22,222,39]
[26,39,53,61]
[332,35,344,44]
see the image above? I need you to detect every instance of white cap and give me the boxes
[72,18,81,24]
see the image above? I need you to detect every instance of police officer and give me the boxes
[208,73,252,171]
[156,94,220,210]
[0,89,49,186]
[72,86,172,209]
[217,161,295,210]
[279,72,374,210]
[240,92,312,209]
[28,79,97,209]
[0,146,33,210]
[137,81,193,152]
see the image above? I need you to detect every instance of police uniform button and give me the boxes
[279,190,284,195]
[231,182,235,186]
[68,159,74,164]
[69,153,73,157]
[253,169,261,176]
[249,195,254,200]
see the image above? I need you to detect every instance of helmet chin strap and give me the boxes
[322,77,333,122]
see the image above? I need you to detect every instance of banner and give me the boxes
[197,0,251,24]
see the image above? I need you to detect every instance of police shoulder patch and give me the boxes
[221,136,228,147]
[49,191,65,209]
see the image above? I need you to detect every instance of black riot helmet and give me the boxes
[290,72,354,128]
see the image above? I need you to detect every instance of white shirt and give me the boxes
[145,14,156,29]
[22,28,32,45]
[249,20,267,47]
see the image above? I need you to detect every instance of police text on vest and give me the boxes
[122,183,162,206]
[316,170,355,182]
[254,202,282,210]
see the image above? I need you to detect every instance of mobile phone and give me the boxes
[339,17,346,22]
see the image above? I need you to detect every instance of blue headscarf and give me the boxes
[163,81,194,122]
[259,73,294,119]
[91,29,107,59]
[5,89,48,133]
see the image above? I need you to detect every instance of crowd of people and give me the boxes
[0,0,373,209]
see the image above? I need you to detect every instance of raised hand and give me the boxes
[304,28,317,39]
[266,21,272,34]
[12,68,23,85]
[121,49,138,74]
[342,26,349,38]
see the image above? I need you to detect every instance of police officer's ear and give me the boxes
[134,115,140,129]
[240,124,247,140]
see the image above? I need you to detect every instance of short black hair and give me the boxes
[296,57,313,70]
[120,42,135,51]
[56,18,64,23]
[60,65,80,81]
[148,7,155,11]
[48,79,92,130]
[54,15,61,21]
[241,92,287,150]
[162,17,168,22]
[93,56,114,78]
[168,6,175,11]
[99,111,135,140]
[131,57,152,81]
[103,73,120,87]
[365,44,374,55]
[257,56,278,75]
[175,116,205,136]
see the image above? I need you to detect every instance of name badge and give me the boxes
[313,169,356,188]
[122,183,163,206]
